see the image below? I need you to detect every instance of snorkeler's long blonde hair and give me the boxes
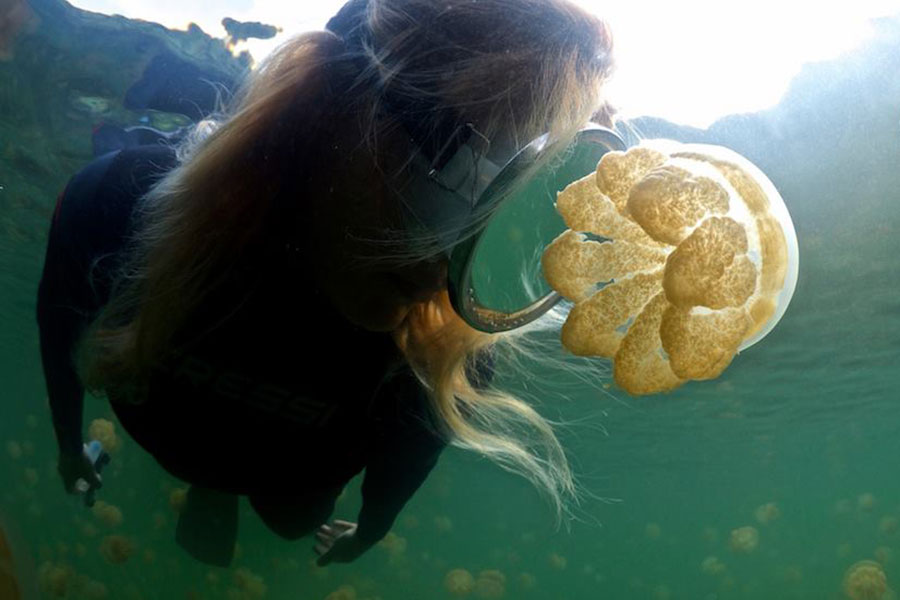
[77,0,615,522]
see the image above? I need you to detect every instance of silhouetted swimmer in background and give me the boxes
[37,0,615,568]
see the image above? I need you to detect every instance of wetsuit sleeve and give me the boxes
[36,151,120,456]
[355,368,447,545]
[37,186,91,456]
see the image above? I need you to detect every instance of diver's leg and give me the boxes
[249,485,343,541]
[175,485,239,567]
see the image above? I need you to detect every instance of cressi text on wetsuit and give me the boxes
[36,144,479,544]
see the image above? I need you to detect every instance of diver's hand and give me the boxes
[57,448,102,495]
[314,520,371,566]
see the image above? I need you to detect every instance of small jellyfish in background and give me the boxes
[859,494,877,512]
[169,488,188,513]
[20,441,34,457]
[231,567,266,599]
[781,565,803,584]
[517,572,536,590]
[23,468,38,488]
[474,570,506,599]
[5,440,22,460]
[37,561,74,598]
[645,523,662,539]
[444,569,475,597]
[401,514,420,530]
[879,517,899,536]
[434,515,453,534]
[88,419,121,453]
[652,584,671,600]
[729,526,759,554]
[754,502,780,525]
[324,584,356,600]
[700,556,726,575]
[875,547,894,565]
[81,578,109,600]
[542,141,798,395]
[548,552,567,570]
[377,531,407,564]
[91,501,123,528]
[99,535,134,564]
[835,499,854,516]
[843,560,889,600]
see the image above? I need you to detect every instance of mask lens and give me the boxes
[449,127,626,332]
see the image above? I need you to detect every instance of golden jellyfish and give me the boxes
[548,552,567,570]
[401,515,420,530]
[169,488,188,513]
[517,572,536,590]
[729,526,759,554]
[879,517,899,536]
[99,535,133,564]
[1,520,37,600]
[88,419,121,453]
[5,441,22,460]
[843,560,888,600]
[82,579,109,600]
[542,141,798,395]
[474,570,506,600]
[91,501,123,528]
[434,515,453,534]
[700,556,726,575]
[653,584,671,600]
[23,468,38,487]
[232,567,266,599]
[444,569,475,597]
[754,502,780,525]
[377,532,407,558]
[876,547,894,565]
[325,584,357,600]
[859,494,877,511]
[37,561,73,598]
[645,523,662,539]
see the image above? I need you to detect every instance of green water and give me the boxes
[3,3,900,600]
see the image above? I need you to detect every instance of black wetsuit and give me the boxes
[36,144,448,544]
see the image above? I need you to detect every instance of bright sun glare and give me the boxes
[70,0,897,128]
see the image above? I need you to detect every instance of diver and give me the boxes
[36,0,615,568]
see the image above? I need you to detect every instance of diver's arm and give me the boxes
[36,188,91,458]
[355,368,447,545]
[36,244,88,457]
[356,431,445,545]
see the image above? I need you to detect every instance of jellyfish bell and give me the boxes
[1,512,40,599]
[541,139,799,395]
[444,568,475,597]
[843,560,889,600]
[729,526,760,554]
